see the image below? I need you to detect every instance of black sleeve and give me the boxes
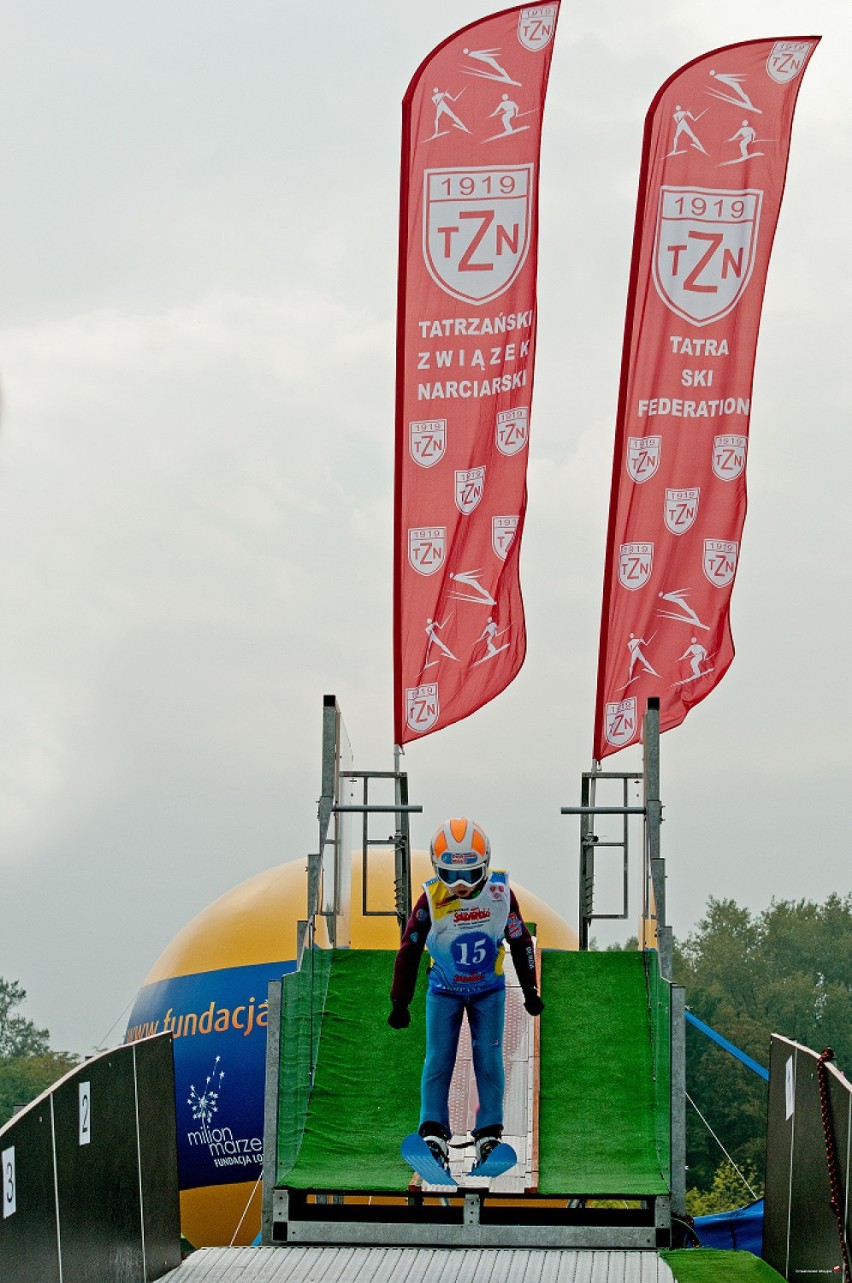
[390,892,430,1005]
[505,889,538,996]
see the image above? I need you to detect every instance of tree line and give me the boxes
[672,892,851,1208]
[0,978,78,1126]
[604,892,849,1208]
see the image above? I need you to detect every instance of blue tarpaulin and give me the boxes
[694,1198,764,1256]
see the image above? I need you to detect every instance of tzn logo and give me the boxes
[409,418,447,468]
[495,406,529,456]
[618,542,654,591]
[423,165,533,304]
[766,40,813,84]
[626,435,661,484]
[408,527,446,577]
[492,515,519,561]
[605,697,637,747]
[518,5,558,51]
[652,186,762,326]
[712,434,747,481]
[455,467,486,514]
[664,487,699,536]
[703,538,739,587]
[406,683,439,734]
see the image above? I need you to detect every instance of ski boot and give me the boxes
[472,1123,503,1168]
[418,1121,451,1176]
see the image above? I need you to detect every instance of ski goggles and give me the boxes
[440,866,483,885]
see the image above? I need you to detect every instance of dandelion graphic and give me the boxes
[187,1055,225,1125]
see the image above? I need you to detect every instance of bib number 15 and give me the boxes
[451,933,496,970]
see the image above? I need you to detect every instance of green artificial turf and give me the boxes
[661,1250,786,1282]
[278,949,425,1190]
[278,946,674,1196]
[276,947,332,1180]
[538,950,671,1196]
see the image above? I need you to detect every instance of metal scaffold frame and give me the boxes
[562,698,686,1219]
[298,696,422,962]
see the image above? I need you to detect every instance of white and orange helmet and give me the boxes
[430,817,491,894]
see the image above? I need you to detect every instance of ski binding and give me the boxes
[469,1140,517,1178]
[401,1132,457,1187]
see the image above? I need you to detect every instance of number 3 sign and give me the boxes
[2,1146,15,1219]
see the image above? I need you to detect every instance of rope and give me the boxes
[685,1091,760,1200]
[229,1172,262,1247]
[96,998,135,1051]
[816,1048,852,1283]
[685,1010,769,1081]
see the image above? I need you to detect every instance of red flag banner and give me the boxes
[394,4,560,745]
[593,37,819,761]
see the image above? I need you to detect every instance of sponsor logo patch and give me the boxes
[454,908,491,924]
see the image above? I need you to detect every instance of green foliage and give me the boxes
[0,978,79,1127]
[674,893,852,1193]
[0,978,50,1060]
[0,1052,79,1127]
[686,1160,763,1216]
[588,936,639,952]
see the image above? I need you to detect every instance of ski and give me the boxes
[468,1140,517,1179]
[401,1133,457,1187]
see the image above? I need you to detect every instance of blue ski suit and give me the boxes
[390,872,539,1135]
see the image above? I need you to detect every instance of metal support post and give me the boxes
[261,978,284,1244]
[578,772,594,950]
[643,698,671,979]
[395,755,412,928]
[670,984,687,1218]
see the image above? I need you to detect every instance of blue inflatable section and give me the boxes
[694,1198,764,1255]
[127,958,296,1190]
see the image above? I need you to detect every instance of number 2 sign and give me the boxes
[79,1081,91,1146]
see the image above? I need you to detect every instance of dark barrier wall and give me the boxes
[764,1034,851,1281]
[0,1033,181,1283]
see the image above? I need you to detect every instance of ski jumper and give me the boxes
[391,871,537,1135]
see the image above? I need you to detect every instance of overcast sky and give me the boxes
[1,0,849,1057]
